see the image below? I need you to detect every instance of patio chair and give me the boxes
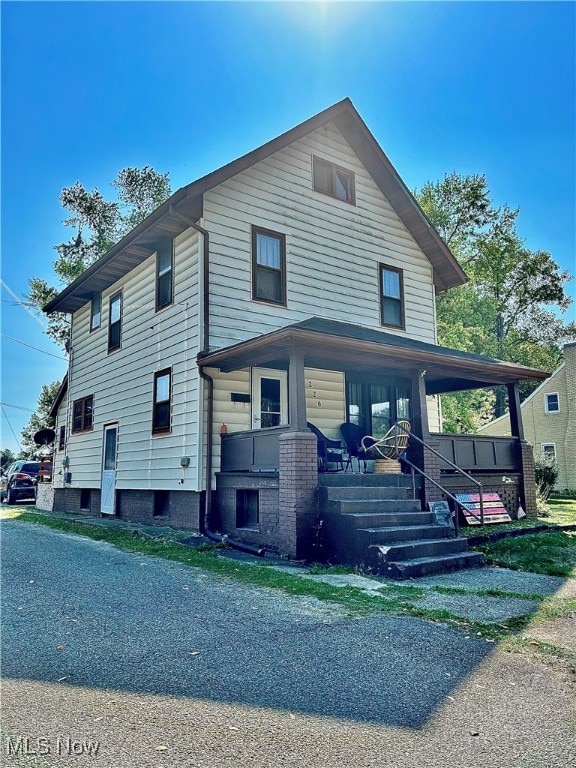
[339,422,375,472]
[360,420,411,461]
[307,422,345,472]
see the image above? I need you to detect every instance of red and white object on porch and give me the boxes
[456,492,512,525]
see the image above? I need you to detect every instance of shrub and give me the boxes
[534,454,558,502]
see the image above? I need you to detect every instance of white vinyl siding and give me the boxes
[209,367,346,478]
[204,122,437,352]
[64,229,202,490]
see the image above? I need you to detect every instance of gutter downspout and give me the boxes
[169,205,264,557]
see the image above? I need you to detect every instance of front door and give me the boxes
[252,368,288,429]
[100,424,118,515]
[346,377,411,438]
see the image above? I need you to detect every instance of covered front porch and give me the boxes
[197,317,548,562]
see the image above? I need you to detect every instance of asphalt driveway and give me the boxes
[1,518,574,768]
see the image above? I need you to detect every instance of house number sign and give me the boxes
[307,380,322,408]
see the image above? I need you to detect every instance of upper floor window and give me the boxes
[545,392,560,413]
[108,292,122,353]
[58,425,66,451]
[379,265,405,328]
[156,240,173,311]
[153,368,171,433]
[252,226,286,305]
[313,156,355,204]
[90,293,101,331]
[72,395,93,433]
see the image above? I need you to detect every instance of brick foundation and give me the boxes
[53,487,201,529]
[215,472,280,549]
[278,430,318,559]
[35,483,54,512]
[518,441,538,518]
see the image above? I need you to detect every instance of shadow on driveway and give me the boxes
[1,519,493,727]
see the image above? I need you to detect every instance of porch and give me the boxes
[198,317,548,567]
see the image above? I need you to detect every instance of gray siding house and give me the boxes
[46,99,547,571]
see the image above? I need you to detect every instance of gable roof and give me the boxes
[45,98,466,315]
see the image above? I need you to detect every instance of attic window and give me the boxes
[313,156,355,204]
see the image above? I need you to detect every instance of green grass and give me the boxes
[542,497,576,525]
[3,509,526,641]
[476,530,576,577]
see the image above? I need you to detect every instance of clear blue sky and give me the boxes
[1,1,575,455]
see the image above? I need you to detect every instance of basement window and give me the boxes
[80,488,91,511]
[154,490,170,517]
[236,489,259,529]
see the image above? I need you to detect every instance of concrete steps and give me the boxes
[319,480,484,579]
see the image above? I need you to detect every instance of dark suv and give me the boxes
[1,461,42,504]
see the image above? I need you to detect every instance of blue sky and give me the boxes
[1,1,575,455]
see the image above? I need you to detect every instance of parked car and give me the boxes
[0,461,45,504]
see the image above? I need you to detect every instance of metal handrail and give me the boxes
[393,422,484,534]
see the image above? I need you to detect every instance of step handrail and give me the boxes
[393,423,484,534]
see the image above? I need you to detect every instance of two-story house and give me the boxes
[45,99,548,575]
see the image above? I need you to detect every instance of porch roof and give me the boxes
[197,317,549,394]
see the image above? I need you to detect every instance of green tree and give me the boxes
[416,173,575,427]
[1,448,16,470]
[28,166,171,347]
[20,382,61,459]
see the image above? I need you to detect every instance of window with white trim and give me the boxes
[152,368,171,433]
[545,393,560,413]
[252,226,286,305]
[541,443,556,458]
[108,292,122,352]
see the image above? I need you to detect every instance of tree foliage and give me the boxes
[27,166,171,347]
[416,173,575,429]
[20,381,61,459]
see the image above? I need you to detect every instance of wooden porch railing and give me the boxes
[432,433,521,473]
[220,427,283,472]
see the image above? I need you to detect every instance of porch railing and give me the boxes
[432,433,520,473]
[220,426,283,473]
[395,424,484,536]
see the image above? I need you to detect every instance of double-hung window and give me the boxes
[72,396,93,433]
[108,292,122,352]
[545,393,560,413]
[153,368,171,433]
[313,156,355,204]
[90,293,101,331]
[379,265,405,328]
[252,226,286,305]
[156,240,173,311]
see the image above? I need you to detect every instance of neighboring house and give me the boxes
[45,99,548,568]
[478,343,576,492]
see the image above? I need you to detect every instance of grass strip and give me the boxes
[475,530,576,577]
[12,511,518,641]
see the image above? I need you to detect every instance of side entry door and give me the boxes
[100,424,118,515]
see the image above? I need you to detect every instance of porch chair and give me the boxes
[339,422,375,473]
[307,422,345,472]
[360,420,411,462]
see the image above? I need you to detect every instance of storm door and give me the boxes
[251,369,288,429]
[100,424,118,515]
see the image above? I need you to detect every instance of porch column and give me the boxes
[507,382,537,518]
[278,430,318,559]
[413,371,442,505]
[288,351,307,430]
[507,382,525,440]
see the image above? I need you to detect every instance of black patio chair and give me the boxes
[340,422,376,473]
[307,422,345,472]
